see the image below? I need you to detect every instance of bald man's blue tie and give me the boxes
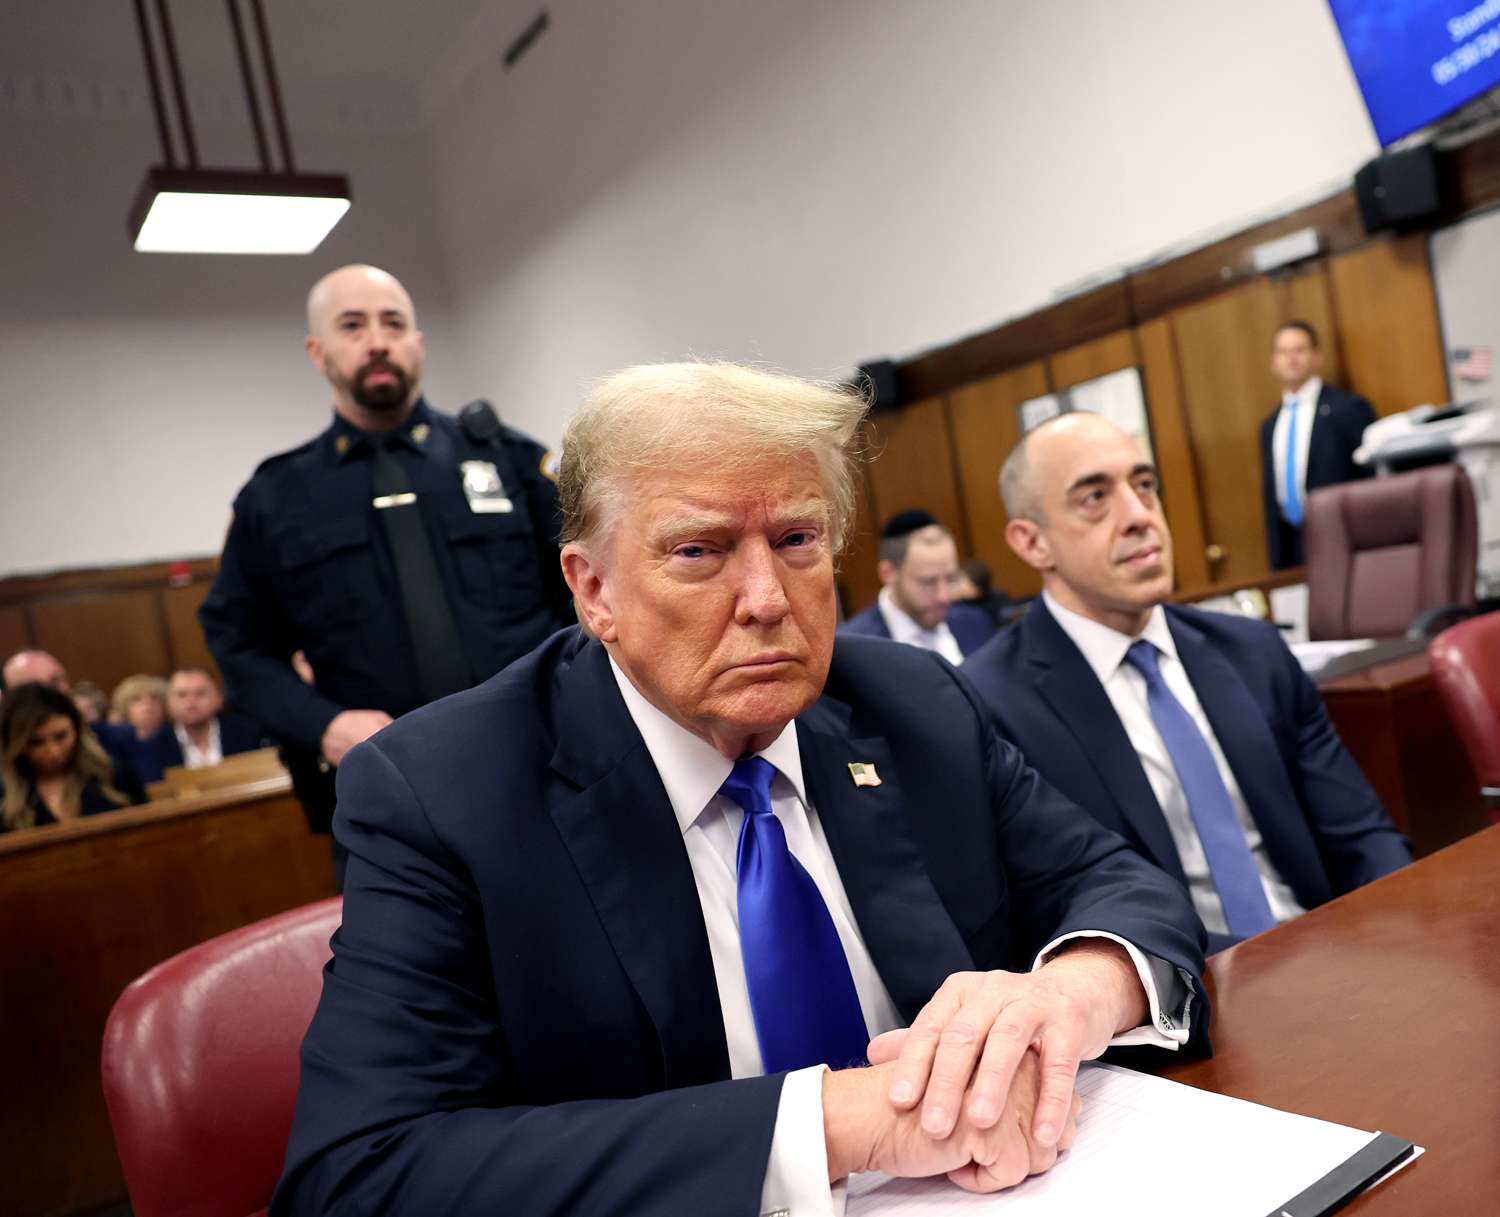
[1124,641,1277,938]
[720,756,869,1072]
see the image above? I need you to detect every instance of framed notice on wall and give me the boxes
[1017,366,1154,461]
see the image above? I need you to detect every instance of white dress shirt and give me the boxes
[877,587,964,666]
[1270,375,1322,519]
[172,718,222,768]
[609,653,1183,1216]
[1043,593,1306,937]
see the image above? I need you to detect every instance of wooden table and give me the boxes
[1159,823,1500,1213]
[1317,646,1490,856]
[0,778,337,1217]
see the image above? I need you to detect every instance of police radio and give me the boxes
[458,399,504,448]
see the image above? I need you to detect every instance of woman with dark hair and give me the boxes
[0,684,145,832]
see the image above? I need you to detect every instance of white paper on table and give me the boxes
[1288,638,1378,673]
[846,1062,1422,1217]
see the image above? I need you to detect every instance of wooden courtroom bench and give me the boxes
[0,775,337,1217]
[146,744,288,800]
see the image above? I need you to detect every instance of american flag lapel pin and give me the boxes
[848,762,882,788]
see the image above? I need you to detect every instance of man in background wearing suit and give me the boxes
[964,413,1410,954]
[275,363,1207,1217]
[1260,320,1376,569]
[144,667,266,773]
[840,510,996,660]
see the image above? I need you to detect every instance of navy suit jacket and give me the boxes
[963,601,1411,951]
[841,600,997,656]
[1259,383,1376,569]
[275,628,1206,1217]
[137,712,268,782]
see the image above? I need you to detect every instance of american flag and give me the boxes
[1453,345,1493,382]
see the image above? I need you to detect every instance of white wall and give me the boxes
[424,0,1380,448]
[0,105,469,576]
[3,0,1382,576]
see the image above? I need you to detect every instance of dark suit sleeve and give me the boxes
[1260,414,1287,570]
[1278,642,1412,890]
[273,738,785,1217]
[198,496,347,753]
[946,664,1209,1047]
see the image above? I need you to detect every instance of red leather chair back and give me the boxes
[1304,465,1477,640]
[101,897,342,1217]
[1430,612,1500,815]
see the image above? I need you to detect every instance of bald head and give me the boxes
[1001,412,1173,635]
[3,649,69,694]
[306,264,416,338]
[1001,413,1136,523]
[304,264,426,425]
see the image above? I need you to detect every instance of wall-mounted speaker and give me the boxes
[855,359,902,412]
[1354,145,1441,235]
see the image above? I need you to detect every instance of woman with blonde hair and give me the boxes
[111,673,169,741]
[1,684,144,832]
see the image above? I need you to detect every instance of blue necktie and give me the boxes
[1124,641,1277,938]
[1282,397,1303,527]
[720,756,869,1073]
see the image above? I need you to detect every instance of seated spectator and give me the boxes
[71,680,109,725]
[3,650,147,791]
[1,684,144,832]
[147,667,267,771]
[2,649,71,694]
[111,674,168,742]
[953,557,1022,628]
[840,509,996,660]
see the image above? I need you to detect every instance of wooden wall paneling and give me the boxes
[838,436,885,617]
[1136,318,1213,592]
[948,363,1051,600]
[30,590,172,695]
[864,396,971,553]
[162,581,218,678]
[901,281,1132,401]
[1047,330,1136,389]
[1129,192,1366,320]
[1328,234,1451,416]
[0,604,30,663]
[1170,279,1284,586]
[0,784,336,1217]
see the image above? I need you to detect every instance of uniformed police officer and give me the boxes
[200,265,571,878]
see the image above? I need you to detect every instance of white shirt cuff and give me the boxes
[1031,930,1189,1050]
[760,1064,847,1217]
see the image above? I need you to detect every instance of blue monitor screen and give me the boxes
[1330,1,1500,145]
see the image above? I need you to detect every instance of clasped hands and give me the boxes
[822,939,1146,1194]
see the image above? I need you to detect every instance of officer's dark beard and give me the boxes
[350,357,411,411]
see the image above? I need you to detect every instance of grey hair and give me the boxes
[999,430,1042,523]
[557,361,869,553]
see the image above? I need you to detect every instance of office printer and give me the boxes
[1356,400,1500,597]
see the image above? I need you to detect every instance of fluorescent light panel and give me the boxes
[129,168,352,255]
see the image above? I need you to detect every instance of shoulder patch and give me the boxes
[538,448,559,484]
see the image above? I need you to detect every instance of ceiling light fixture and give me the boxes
[128,0,352,254]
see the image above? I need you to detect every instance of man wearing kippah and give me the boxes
[840,510,997,661]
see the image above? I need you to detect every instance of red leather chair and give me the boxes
[101,897,341,1217]
[1304,464,1477,640]
[1429,612,1500,823]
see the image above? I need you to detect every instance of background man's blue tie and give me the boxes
[720,756,869,1072]
[1282,397,1303,527]
[1124,641,1278,938]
